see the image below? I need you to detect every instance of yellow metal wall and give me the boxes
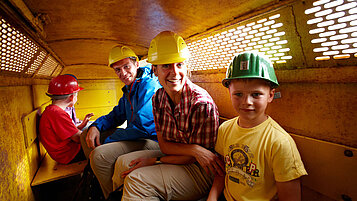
[0,84,36,201]
[0,74,124,201]
[75,80,124,121]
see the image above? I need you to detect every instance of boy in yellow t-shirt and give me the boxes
[207,52,307,201]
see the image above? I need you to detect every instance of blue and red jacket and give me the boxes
[90,65,161,143]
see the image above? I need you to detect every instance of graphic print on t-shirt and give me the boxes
[225,143,260,188]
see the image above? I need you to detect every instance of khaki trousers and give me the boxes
[80,129,160,199]
[113,150,214,201]
[79,128,112,159]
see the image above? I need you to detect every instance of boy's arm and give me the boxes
[207,174,225,201]
[70,130,82,143]
[276,178,302,201]
[207,154,225,201]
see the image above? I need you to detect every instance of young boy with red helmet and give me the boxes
[39,74,93,164]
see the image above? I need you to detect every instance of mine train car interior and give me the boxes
[0,0,356,200]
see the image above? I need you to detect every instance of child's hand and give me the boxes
[83,113,94,124]
[121,157,156,178]
[76,113,94,130]
[84,113,94,122]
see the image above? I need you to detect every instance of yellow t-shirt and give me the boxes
[215,116,307,201]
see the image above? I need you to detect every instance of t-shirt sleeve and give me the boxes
[51,111,80,141]
[271,135,308,182]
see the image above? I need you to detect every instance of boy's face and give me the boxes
[228,79,275,128]
[153,62,187,98]
[112,58,139,86]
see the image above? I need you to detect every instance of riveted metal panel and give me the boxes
[291,134,357,201]
[74,80,125,120]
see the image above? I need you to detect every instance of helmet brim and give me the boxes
[222,77,279,88]
[46,87,84,96]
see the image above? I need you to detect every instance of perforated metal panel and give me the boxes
[186,12,292,71]
[36,56,58,77]
[305,0,357,61]
[187,0,357,70]
[26,50,46,75]
[0,17,39,73]
[0,16,62,77]
[51,65,63,77]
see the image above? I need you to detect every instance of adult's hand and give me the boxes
[121,157,156,178]
[86,126,101,149]
[193,146,225,176]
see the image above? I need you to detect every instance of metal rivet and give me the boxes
[344,150,353,157]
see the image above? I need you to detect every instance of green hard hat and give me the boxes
[222,52,279,88]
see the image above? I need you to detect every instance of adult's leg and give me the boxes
[80,128,114,159]
[112,150,164,191]
[119,161,213,201]
[90,139,160,199]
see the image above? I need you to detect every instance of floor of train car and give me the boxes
[30,174,334,201]
[32,175,82,201]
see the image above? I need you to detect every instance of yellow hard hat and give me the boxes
[148,31,190,65]
[108,45,138,67]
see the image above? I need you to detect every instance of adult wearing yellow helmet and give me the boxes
[112,31,224,201]
[82,45,161,199]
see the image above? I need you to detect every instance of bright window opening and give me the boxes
[37,56,58,76]
[0,18,38,73]
[187,13,291,71]
[305,0,357,61]
[0,16,62,77]
[26,51,46,75]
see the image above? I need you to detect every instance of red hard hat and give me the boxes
[47,74,84,96]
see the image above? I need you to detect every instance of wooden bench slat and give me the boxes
[31,153,87,186]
